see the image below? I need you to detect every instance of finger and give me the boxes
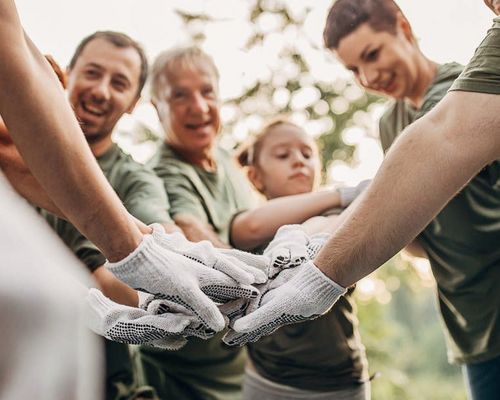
[145,336,188,351]
[219,250,269,283]
[214,256,255,285]
[201,283,259,303]
[182,286,226,332]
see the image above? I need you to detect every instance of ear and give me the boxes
[126,95,141,114]
[247,166,265,193]
[396,12,414,43]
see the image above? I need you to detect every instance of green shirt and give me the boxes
[248,287,369,391]
[380,63,500,364]
[42,143,171,271]
[451,16,500,94]
[144,142,256,400]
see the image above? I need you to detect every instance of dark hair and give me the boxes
[323,0,403,49]
[68,31,148,97]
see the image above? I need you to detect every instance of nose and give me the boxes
[358,66,379,88]
[291,150,306,167]
[90,78,111,102]
[190,92,209,114]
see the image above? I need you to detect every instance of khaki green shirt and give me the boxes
[380,63,500,364]
[451,16,500,94]
[248,287,369,391]
[145,142,256,400]
[42,143,171,271]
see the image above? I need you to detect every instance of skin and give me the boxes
[484,0,500,14]
[66,38,141,156]
[335,13,437,108]
[154,64,227,247]
[0,1,146,262]
[334,15,440,257]
[231,122,342,249]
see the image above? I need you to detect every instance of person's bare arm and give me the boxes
[93,266,139,307]
[315,90,500,287]
[0,1,144,260]
[174,213,230,248]
[231,190,342,250]
[484,0,500,14]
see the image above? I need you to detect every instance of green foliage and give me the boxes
[357,257,466,399]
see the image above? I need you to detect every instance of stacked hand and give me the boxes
[105,225,268,336]
[222,227,346,346]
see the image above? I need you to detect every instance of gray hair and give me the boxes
[150,46,220,105]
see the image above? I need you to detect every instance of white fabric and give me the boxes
[263,225,309,278]
[338,180,371,208]
[87,288,196,350]
[223,261,346,346]
[0,173,101,400]
[106,233,259,332]
[151,224,268,284]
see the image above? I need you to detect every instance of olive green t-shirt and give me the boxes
[450,16,500,94]
[248,286,369,391]
[143,142,256,400]
[42,143,172,271]
[380,63,500,364]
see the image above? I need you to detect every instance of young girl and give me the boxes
[231,118,370,400]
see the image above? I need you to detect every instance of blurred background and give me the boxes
[18,1,495,398]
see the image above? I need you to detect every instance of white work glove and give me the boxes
[220,232,332,328]
[306,233,331,260]
[338,179,371,208]
[263,225,309,278]
[106,234,259,332]
[87,289,198,350]
[140,292,217,341]
[222,261,346,347]
[151,224,267,284]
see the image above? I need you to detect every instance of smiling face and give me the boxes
[156,65,220,156]
[249,123,320,200]
[66,38,141,143]
[335,18,421,101]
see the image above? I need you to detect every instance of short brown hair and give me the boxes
[68,31,148,97]
[323,0,403,49]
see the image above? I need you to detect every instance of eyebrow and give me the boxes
[84,62,131,86]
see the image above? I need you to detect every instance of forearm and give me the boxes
[231,190,341,250]
[93,266,139,307]
[174,213,230,248]
[0,3,141,261]
[315,91,498,286]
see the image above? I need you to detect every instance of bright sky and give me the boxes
[15,0,496,178]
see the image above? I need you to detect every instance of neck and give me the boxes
[168,140,217,171]
[407,55,438,109]
[88,135,113,157]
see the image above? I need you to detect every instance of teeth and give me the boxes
[82,102,105,116]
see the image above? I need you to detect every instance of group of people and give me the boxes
[1,0,499,399]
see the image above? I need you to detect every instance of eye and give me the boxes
[302,148,313,159]
[366,48,380,62]
[112,79,127,92]
[202,86,215,98]
[276,152,289,160]
[171,90,187,101]
[84,69,99,79]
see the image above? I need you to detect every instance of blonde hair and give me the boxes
[150,46,219,104]
[237,117,305,167]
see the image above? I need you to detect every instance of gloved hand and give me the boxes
[338,179,371,208]
[263,225,309,278]
[86,288,197,350]
[220,233,332,330]
[151,224,267,285]
[106,233,259,332]
[306,233,331,260]
[222,261,346,347]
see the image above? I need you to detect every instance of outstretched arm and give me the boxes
[0,0,144,261]
[315,90,500,286]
